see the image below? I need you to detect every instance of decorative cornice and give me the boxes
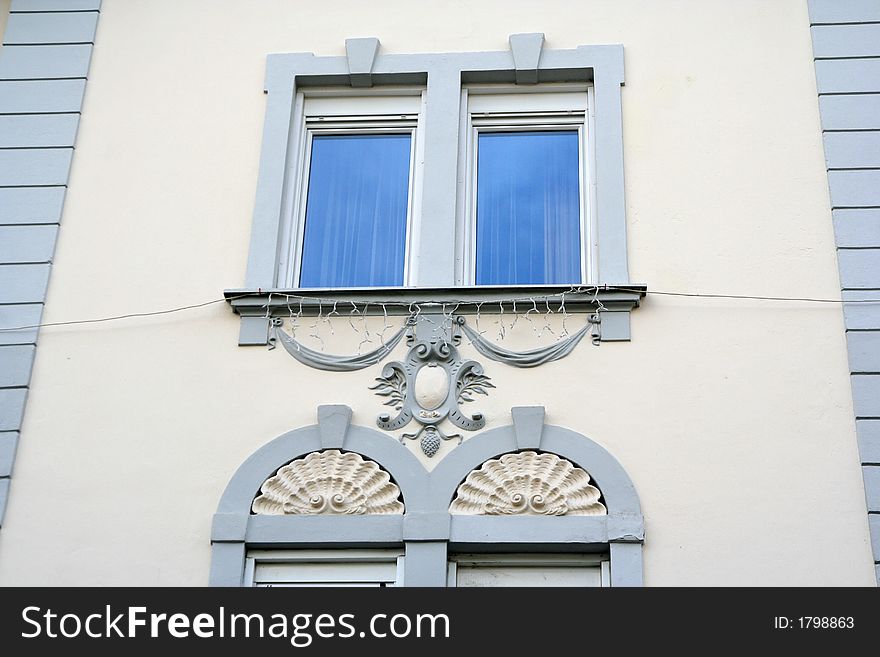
[450,451,606,516]
[225,284,646,317]
[252,450,404,516]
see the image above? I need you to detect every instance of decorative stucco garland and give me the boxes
[268,312,601,456]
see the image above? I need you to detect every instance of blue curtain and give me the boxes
[299,134,411,288]
[476,131,581,285]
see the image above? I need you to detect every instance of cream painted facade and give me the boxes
[0,0,874,585]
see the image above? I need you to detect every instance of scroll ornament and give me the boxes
[370,317,495,457]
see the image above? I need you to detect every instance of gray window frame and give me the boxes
[210,405,644,587]
[227,35,641,344]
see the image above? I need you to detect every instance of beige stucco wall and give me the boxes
[0,0,873,585]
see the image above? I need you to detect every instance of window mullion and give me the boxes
[410,68,461,287]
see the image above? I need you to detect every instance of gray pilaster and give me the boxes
[609,542,642,587]
[208,542,246,587]
[0,1,101,538]
[403,541,448,587]
[415,62,460,286]
[809,0,880,584]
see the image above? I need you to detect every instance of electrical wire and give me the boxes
[0,288,878,333]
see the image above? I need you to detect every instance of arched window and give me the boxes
[210,405,643,586]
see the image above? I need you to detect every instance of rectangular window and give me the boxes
[281,92,425,289]
[245,549,404,587]
[476,130,581,285]
[448,553,609,587]
[461,87,594,286]
[299,133,412,288]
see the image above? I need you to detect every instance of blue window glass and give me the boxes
[475,130,582,285]
[299,133,412,288]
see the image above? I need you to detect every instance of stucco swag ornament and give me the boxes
[267,303,605,457]
[369,315,495,457]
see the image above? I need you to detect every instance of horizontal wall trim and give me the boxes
[811,21,880,26]
[814,56,880,61]
[246,515,405,545]
[819,91,880,96]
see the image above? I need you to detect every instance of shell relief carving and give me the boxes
[450,451,606,516]
[252,450,404,516]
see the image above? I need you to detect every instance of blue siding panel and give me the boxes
[0,148,72,186]
[812,24,880,58]
[809,0,880,24]
[0,264,51,303]
[864,466,880,512]
[0,432,18,477]
[824,132,880,169]
[842,291,880,330]
[848,332,880,373]
[0,44,93,80]
[11,0,101,11]
[0,187,66,224]
[0,113,79,148]
[0,345,35,388]
[0,389,27,432]
[0,225,58,262]
[838,249,880,289]
[834,210,880,248]
[819,95,880,131]
[860,420,880,464]
[828,170,880,207]
[0,304,42,346]
[3,12,98,45]
[852,375,880,418]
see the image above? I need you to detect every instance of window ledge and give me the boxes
[224,284,646,345]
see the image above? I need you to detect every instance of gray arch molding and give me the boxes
[210,405,644,586]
